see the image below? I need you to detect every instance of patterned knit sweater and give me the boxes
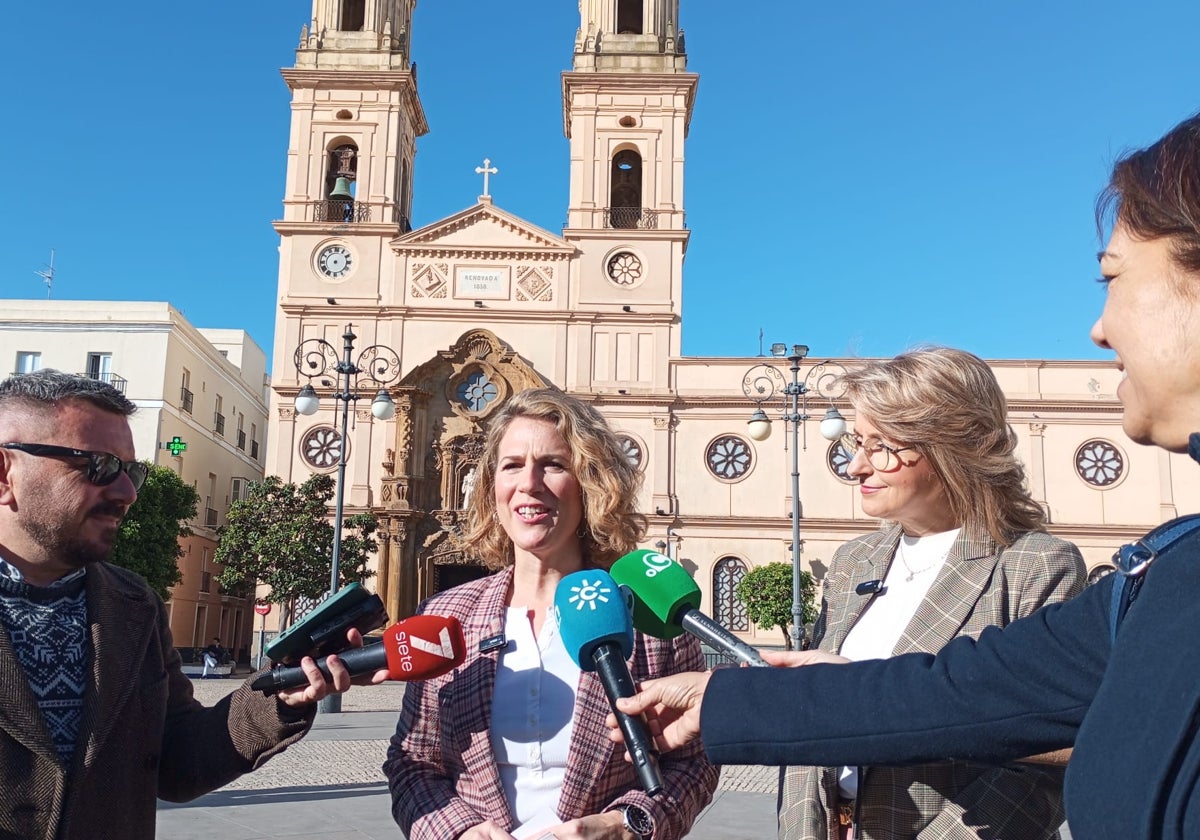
[0,564,88,765]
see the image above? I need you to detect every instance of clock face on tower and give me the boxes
[316,245,353,278]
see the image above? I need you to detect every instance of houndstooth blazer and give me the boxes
[384,567,719,840]
[778,524,1085,840]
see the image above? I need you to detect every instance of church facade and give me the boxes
[264,0,1197,647]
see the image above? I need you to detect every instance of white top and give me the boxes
[835,527,961,799]
[489,606,582,836]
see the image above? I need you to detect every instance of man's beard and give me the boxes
[21,502,124,568]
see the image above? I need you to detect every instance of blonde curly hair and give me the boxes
[460,388,647,570]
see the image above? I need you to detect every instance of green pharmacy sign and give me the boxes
[166,436,188,457]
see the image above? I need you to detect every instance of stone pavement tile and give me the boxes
[688,790,778,839]
[158,784,396,839]
[163,677,784,838]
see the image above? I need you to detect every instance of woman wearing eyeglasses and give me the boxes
[777,347,1086,840]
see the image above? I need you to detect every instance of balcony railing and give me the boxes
[250,439,259,460]
[236,429,246,450]
[180,386,194,413]
[605,206,659,230]
[214,413,225,435]
[205,507,218,528]
[302,199,411,232]
[78,371,128,393]
[311,199,371,223]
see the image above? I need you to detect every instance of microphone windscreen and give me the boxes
[380,614,466,680]
[609,550,701,639]
[554,569,633,670]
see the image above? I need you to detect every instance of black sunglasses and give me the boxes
[1,443,148,491]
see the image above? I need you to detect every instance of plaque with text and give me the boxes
[455,266,509,299]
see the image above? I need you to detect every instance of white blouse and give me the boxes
[836,527,961,798]
[489,606,582,836]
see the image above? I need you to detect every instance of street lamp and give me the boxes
[293,324,401,711]
[742,344,847,650]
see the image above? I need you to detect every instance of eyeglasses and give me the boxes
[1,443,148,491]
[839,433,917,473]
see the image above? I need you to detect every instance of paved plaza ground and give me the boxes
[156,676,779,839]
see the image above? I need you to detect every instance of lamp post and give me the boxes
[293,324,401,711]
[742,344,847,650]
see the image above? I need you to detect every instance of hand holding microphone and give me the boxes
[554,569,664,795]
[609,549,770,667]
[252,614,466,695]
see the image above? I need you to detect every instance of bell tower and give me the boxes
[272,0,427,329]
[562,0,697,392]
[267,0,428,502]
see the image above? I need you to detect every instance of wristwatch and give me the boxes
[621,804,652,839]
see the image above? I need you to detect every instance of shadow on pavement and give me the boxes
[158,781,389,809]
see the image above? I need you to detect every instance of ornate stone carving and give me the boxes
[278,406,296,420]
[515,265,554,302]
[410,262,448,299]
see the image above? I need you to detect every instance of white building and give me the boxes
[0,300,269,661]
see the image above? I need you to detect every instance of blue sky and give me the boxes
[6,1,1199,369]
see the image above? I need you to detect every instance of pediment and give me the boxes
[392,201,575,258]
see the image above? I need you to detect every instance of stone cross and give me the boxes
[475,158,498,197]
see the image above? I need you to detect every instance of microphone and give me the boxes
[856,579,887,596]
[609,549,769,667]
[251,614,466,695]
[554,569,664,795]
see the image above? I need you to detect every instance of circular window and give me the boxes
[606,251,643,286]
[456,370,500,413]
[619,434,644,470]
[301,425,344,471]
[1075,439,1125,488]
[706,435,753,481]
[827,438,855,483]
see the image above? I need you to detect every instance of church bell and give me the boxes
[329,177,354,200]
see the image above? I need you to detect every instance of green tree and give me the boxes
[215,474,377,621]
[110,463,200,601]
[735,561,816,651]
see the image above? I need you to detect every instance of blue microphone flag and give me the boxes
[553,569,634,670]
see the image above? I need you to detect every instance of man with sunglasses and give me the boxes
[0,369,359,840]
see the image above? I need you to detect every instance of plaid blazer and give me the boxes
[778,525,1085,840]
[385,567,718,840]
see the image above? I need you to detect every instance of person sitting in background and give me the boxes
[202,636,224,678]
[384,388,717,840]
[778,347,1085,840]
[0,369,362,840]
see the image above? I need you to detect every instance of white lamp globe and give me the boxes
[819,406,847,441]
[294,384,320,416]
[371,390,397,420]
[747,408,772,441]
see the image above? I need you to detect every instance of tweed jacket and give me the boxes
[0,561,315,840]
[384,567,719,840]
[779,524,1085,840]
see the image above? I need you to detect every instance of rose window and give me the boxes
[301,425,343,470]
[619,435,644,470]
[1075,439,1124,487]
[706,435,752,480]
[456,371,499,413]
[606,252,643,286]
[828,438,855,482]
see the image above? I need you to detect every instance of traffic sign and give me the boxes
[254,602,272,616]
